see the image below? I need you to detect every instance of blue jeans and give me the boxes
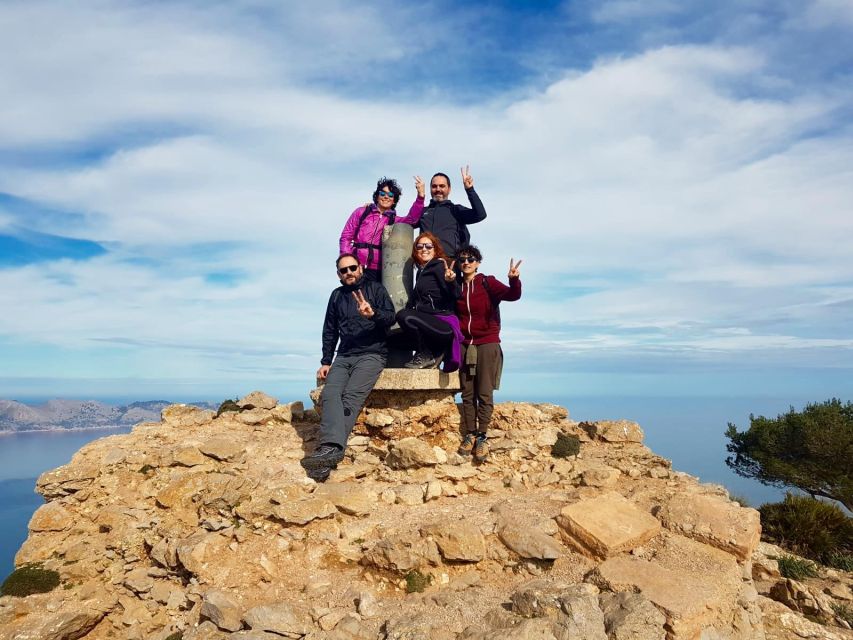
[319,353,385,448]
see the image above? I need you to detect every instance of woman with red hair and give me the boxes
[396,232,463,370]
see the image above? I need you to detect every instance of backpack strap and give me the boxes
[352,206,396,268]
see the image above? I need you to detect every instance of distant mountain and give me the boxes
[0,399,217,433]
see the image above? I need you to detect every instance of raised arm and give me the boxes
[395,176,426,225]
[454,166,487,224]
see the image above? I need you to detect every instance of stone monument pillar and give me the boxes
[382,223,415,368]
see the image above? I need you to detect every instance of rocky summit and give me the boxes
[1,391,851,640]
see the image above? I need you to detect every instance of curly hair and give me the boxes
[372,177,402,207]
[455,244,482,262]
[411,231,448,265]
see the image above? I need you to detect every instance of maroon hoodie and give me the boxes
[456,273,522,345]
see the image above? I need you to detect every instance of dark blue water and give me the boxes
[0,427,132,577]
[0,397,798,577]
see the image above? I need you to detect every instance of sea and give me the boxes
[0,395,798,577]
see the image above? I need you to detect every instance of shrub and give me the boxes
[832,603,853,627]
[1,564,61,597]
[551,433,580,459]
[776,554,819,580]
[164,633,183,640]
[759,494,853,564]
[826,551,853,572]
[729,494,751,507]
[404,570,431,593]
[216,399,242,417]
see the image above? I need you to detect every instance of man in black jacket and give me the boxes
[418,166,487,259]
[301,253,395,482]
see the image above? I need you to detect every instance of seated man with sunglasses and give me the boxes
[301,253,395,482]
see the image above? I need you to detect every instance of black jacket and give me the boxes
[321,278,395,365]
[406,258,461,314]
[417,187,486,258]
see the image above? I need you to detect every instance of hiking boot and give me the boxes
[457,433,476,456]
[404,352,434,369]
[301,444,345,472]
[473,434,489,463]
[306,466,332,483]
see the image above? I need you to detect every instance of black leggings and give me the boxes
[396,309,455,356]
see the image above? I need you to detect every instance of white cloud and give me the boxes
[1,1,852,393]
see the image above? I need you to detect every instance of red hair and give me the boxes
[411,231,448,265]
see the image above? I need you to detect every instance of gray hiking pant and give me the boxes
[319,352,385,448]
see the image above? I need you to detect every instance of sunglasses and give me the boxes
[415,243,434,250]
[458,256,478,264]
[377,190,395,198]
[338,264,359,274]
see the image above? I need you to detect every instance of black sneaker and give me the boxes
[306,466,332,483]
[404,352,432,369]
[301,444,345,471]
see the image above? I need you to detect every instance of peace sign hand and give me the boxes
[439,258,456,281]
[352,290,374,318]
[508,258,523,279]
[414,175,425,199]
[461,165,474,189]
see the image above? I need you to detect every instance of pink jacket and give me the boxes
[339,197,424,271]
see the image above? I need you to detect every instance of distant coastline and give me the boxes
[0,398,216,435]
[0,424,132,436]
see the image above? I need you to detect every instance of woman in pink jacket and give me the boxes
[339,176,425,282]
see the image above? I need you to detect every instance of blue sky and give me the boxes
[1,0,852,403]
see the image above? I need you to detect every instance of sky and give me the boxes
[1,0,852,404]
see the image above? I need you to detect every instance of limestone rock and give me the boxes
[231,408,266,425]
[385,438,440,469]
[199,437,245,461]
[590,534,742,639]
[581,419,644,443]
[600,591,667,640]
[581,464,621,488]
[201,589,243,632]
[36,463,98,498]
[394,484,425,505]
[557,492,661,558]
[510,579,574,617]
[361,533,441,572]
[271,498,337,525]
[161,404,215,428]
[421,521,486,562]
[238,391,278,410]
[28,501,74,532]
[656,492,761,561]
[315,483,377,517]
[242,602,310,637]
[172,445,207,467]
[271,401,304,423]
[497,524,562,560]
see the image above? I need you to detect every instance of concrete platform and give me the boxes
[372,368,460,391]
[312,367,460,412]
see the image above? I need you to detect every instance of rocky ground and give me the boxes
[0,391,850,640]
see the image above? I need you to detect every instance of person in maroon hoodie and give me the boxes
[454,245,522,462]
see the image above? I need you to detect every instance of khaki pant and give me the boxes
[459,342,503,434]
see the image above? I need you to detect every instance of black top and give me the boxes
[321,278,396,365]
[417,187,486,258]
[406,258,462,314]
